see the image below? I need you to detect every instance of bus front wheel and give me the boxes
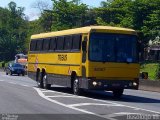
[112,89,124,98]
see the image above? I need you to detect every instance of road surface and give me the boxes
[0,71,160,120]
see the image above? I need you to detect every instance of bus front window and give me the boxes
[89,33,138,63]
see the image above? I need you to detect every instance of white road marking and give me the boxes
[41,89,47,92]
[114,112,142,115]
[42,90,56,93]
[47,95,84,98]
[33,87,114,120]
[68,103,124,107]
[42,90,72,95]
[0,80,4,82]
[37,88,160,114]
[33,87,95,114]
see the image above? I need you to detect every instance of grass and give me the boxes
[140,62,159,80]
[0,61,4,68]
[0,61,11,68]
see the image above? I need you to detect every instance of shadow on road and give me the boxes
[49,86,160,104]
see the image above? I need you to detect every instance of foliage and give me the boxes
[140,62,159,80]
[0,2,28,61]
[0,0,160,62]
[31,0,160,42]
[51,0,90,30]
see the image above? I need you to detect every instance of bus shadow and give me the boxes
[84,90,160,104]
[49,86,160,104]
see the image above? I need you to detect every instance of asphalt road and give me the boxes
[0,71,160,120]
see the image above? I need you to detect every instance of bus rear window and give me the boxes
[30,40,37,51]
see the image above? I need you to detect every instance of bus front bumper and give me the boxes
[80,78,139,90]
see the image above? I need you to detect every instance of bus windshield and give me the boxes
[89,33,138,63]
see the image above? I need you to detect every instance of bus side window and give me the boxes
[36,39,43,51]
[72,34,81,51]
[30,40,37,51]
[49,37,57,51]
[43,38,50,51]
[56,36,64,51]
[64,36,72,51]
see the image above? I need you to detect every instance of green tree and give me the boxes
[0,2,28,61]
[51,0,89,30]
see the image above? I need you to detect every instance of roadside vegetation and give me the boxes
[0,0,160,79]
[140,62,160,80]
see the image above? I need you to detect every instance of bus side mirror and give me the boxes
[82,40,87,52]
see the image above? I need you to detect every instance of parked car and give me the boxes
[6,63,25,76]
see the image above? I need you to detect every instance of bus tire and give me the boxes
[36,71,43,88]
[43,74,51,90]
[73,77,82,95]
[112,89,124,98]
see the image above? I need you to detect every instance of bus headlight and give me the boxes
[93,81,97,86]
[133,82,137,86]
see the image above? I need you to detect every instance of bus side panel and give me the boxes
[27,52,82,87]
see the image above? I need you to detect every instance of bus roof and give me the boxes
[31,26,136,39]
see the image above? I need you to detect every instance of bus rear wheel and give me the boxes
[112,89,124,98]
[73,77,82,95]
[43,74,51,90]
[36,72,43,88]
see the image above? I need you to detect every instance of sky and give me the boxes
[0,0,103,21]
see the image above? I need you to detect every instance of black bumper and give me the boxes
[80,78,139,90]
[11,70,25,75]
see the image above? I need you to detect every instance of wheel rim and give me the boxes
[37,80,40,86]
[43,75,47,88]
[73,79,78,94]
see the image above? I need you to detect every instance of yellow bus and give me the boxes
[28,26,140,97]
